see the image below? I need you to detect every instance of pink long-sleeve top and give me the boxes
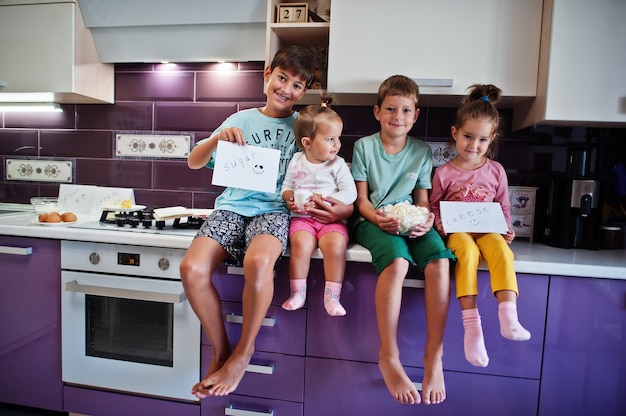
[430,159,512,227]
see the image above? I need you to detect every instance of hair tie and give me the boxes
[321,102,328,107]
[480,96,490,102]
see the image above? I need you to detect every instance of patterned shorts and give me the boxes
[196,210,290,265]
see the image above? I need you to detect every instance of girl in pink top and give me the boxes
[430,84,530,368]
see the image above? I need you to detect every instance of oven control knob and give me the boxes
[158,258,170,271]
[89,252,100,265]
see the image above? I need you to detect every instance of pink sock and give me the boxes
[498,301,531,341]
[462,308,489,367]
[323,281,346,316]
[282,278,307,311]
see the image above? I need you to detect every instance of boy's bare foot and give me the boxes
[421,355,445,405]
[379,356,421,405]
[197,349,253,397]
[192,351,230,399]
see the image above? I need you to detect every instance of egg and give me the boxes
[44,212,62,223]
[61,212,78,222]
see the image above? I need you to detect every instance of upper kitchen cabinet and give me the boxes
[0,0,114,104]
[78,0,266,63]
[326,0,543,104]
[513,0,626,129]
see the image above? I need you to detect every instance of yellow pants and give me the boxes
[447,232,518,299]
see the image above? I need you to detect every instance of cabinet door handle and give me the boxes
[245,363,275,375]
[225,404,273,416]
[226,313,276,327]
[412,78,454,87]
[65,280,187,304]
[0,245,33,256]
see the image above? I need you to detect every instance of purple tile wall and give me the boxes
[1,61,624,214]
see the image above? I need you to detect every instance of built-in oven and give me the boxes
[61,240,200,401]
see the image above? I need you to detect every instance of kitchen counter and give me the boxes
[0,204,624,280]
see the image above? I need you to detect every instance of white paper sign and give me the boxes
[440,201,509,234]
[58,184,97,214]
[211,141,280,193]
[90,187,135,215]
[58,184,135,216]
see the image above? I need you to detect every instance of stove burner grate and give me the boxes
[100,208,204,230]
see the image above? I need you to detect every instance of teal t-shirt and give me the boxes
[351,132,433,222]
[197,108,299,216]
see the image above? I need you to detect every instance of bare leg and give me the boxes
[375,258,420,405]
[282,231,317,310]
[421,258,450,405]
[318,231,347,284]
[179,236,230,398]
[202,234,283,396]
[318,232,348,316]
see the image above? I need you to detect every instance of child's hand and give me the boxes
[308,196,353,224]
[406,212,435,238]
[503,227,515,244]
[217,127,246,145]
[375,209,400,234]
[307,193,326,207]
[285,196,307,214]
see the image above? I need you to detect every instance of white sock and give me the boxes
[282,278,307,311]
[323,281,346,316]
[498,301,531,341]
[462,308,489,367]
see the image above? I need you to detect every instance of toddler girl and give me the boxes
[281,95,357,316]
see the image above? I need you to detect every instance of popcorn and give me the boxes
[383,201,430,233]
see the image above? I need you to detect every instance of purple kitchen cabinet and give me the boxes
[202,346,305,403]
[307,262,547,379]
[306,260,427,366]
[304,357,539,416]
[539,275,626,416]
[443,271,548,379]
[201,394,303,416]
[202,301,306,356]
[0,236,63,411]
[210,260,292,307]
[64,385,200,416]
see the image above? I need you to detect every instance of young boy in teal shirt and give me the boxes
[352,75,455,406]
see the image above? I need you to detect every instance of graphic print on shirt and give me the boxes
[248,127,296,184]
[452,182,488,202]
[290,157,316,193]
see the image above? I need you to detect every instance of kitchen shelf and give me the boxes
[270,22,329,46]
[266,0,330,91]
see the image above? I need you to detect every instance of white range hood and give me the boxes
[76,0,267,63]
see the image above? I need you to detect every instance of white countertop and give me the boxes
[0,204,624,280]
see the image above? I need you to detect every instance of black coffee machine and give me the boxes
[544,147,601,249]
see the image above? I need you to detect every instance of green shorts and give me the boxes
[354,220,456,274]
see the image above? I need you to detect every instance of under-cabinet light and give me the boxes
[0,103,62,113]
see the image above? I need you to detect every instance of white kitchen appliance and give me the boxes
[61,240,200,401]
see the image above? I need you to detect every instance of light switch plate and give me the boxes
[116,134,190,159]
[6,158,73,183]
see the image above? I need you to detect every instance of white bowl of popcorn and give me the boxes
[383,201,430,233]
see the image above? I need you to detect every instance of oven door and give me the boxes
[61,270,200,401]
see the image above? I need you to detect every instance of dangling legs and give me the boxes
[319,229,348,316]
[282,229,317,311]
[180,236,230,398]
[375,258,421,405]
